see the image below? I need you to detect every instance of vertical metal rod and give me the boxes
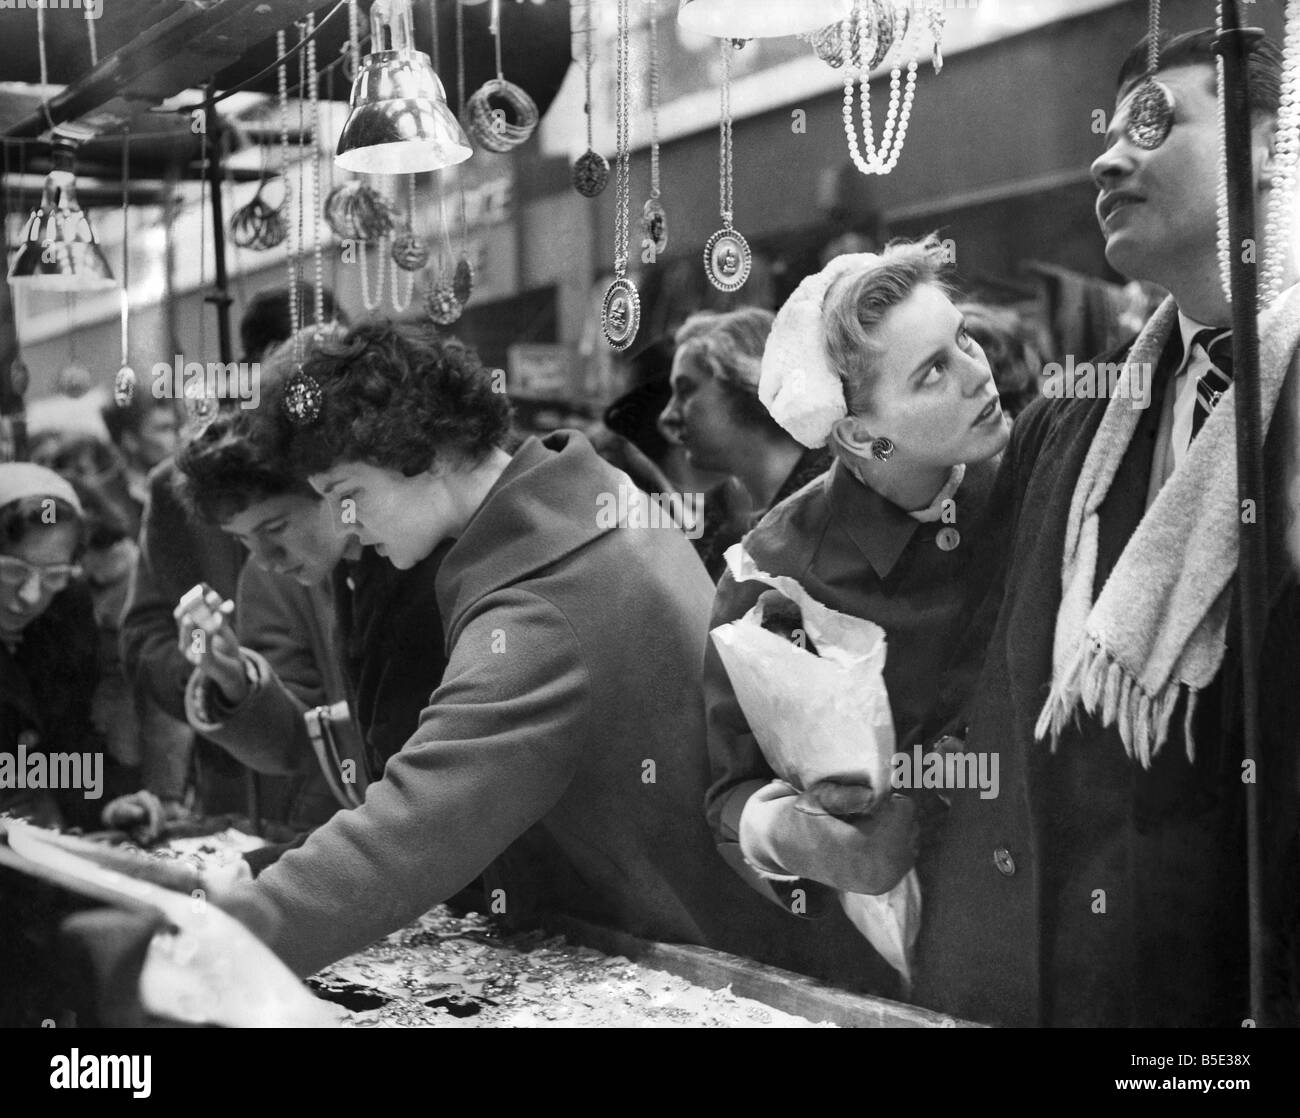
[1215,2,1269,1027]
[202,80,261,837]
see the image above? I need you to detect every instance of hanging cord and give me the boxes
[456,0,467,112]
[120,128,129,370]
[167,0,349,114]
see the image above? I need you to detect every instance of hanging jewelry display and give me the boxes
[601,0,640,350]
[703,39,750,292]
[393,176,430,270]
[1217,0,1300,305]
[307,17,328,332]
[640,0,668,254]
[453,0,475,305]
[465,0,539,153]
[113,128,136,408]
[572,0,609,197]
[425,174,464,325]
[810,0,904,71]
[285,16,325,426]
[1125,0,1173,150]
[229,150,289,250]
[838,0,922,176]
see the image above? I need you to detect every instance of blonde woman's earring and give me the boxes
[870,437,895,462]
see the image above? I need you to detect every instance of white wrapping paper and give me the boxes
[710,544,922,989]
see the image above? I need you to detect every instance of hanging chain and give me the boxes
[456,0,467,113]
[649,0,660,198]
[719,39,733,225]
[584,0,596,151]
[120,127,129,369]
[1146,0,1161,76]
[614,0,631,275]
[294,19,307,367]
[279,29,299,341]
[348,0,362,74]
[307,13,326,334]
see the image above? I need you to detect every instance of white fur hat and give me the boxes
[758,252,881,449]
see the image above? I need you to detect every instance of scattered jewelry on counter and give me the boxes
[310,907,837,1029]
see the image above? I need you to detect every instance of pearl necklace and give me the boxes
[1218,1,1300,306]
[841,1,918,177]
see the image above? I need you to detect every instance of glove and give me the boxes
[739,779,918,895]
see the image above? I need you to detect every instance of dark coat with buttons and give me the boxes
[703,455,1001,994]
[912,339,1300,1027]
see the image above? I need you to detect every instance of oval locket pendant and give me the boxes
[1125,79,1174,150]
[601,277,641,351]
[704,226,751,292]
[572,150,610,198]
[641,198,668,256]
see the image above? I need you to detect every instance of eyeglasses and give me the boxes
[0,555,82,592]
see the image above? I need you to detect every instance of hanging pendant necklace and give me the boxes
[1125,0,1173,150]
[113,127,136,407]
[573,0,609,197]
[426,172,465,325]
[285,15,324,426]
[393,175,430,272]
[704,39,750,292]
[641,0,667,255]
[602,0,640,350]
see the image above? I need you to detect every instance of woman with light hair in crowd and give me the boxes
[703,238,1012,995]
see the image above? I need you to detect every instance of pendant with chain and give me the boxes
[705,39,750,292]
[640,0,668,255]
[602,0,640,350]
[573,0,609,198]
[1125,0,1173,150]
[284,16,326,426]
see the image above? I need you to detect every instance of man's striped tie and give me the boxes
[1190,328,1233,441]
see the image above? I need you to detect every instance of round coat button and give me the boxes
[936,526,961,551]
[993,846,1016,876]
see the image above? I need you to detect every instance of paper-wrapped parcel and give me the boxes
[710,545,921,988]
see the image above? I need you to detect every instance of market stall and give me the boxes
[1,0,1296,1044]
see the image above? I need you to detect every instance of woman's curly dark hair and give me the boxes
[280,320,512,478]
[175,372,316,524]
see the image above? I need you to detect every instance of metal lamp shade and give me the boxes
[8,168,115,291]
[677,0,854,39]
[335,0,472,174]
[336,53,472,174]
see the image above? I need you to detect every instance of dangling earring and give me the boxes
[871,436,895,462]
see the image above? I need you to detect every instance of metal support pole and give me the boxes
[1215,3,1270,1028]
[203,81,261,838]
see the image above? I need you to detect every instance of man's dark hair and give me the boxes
[280,320,513,479]
[1117,29,1282,118]
[239,283,347,363]
[174,371,316,524]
